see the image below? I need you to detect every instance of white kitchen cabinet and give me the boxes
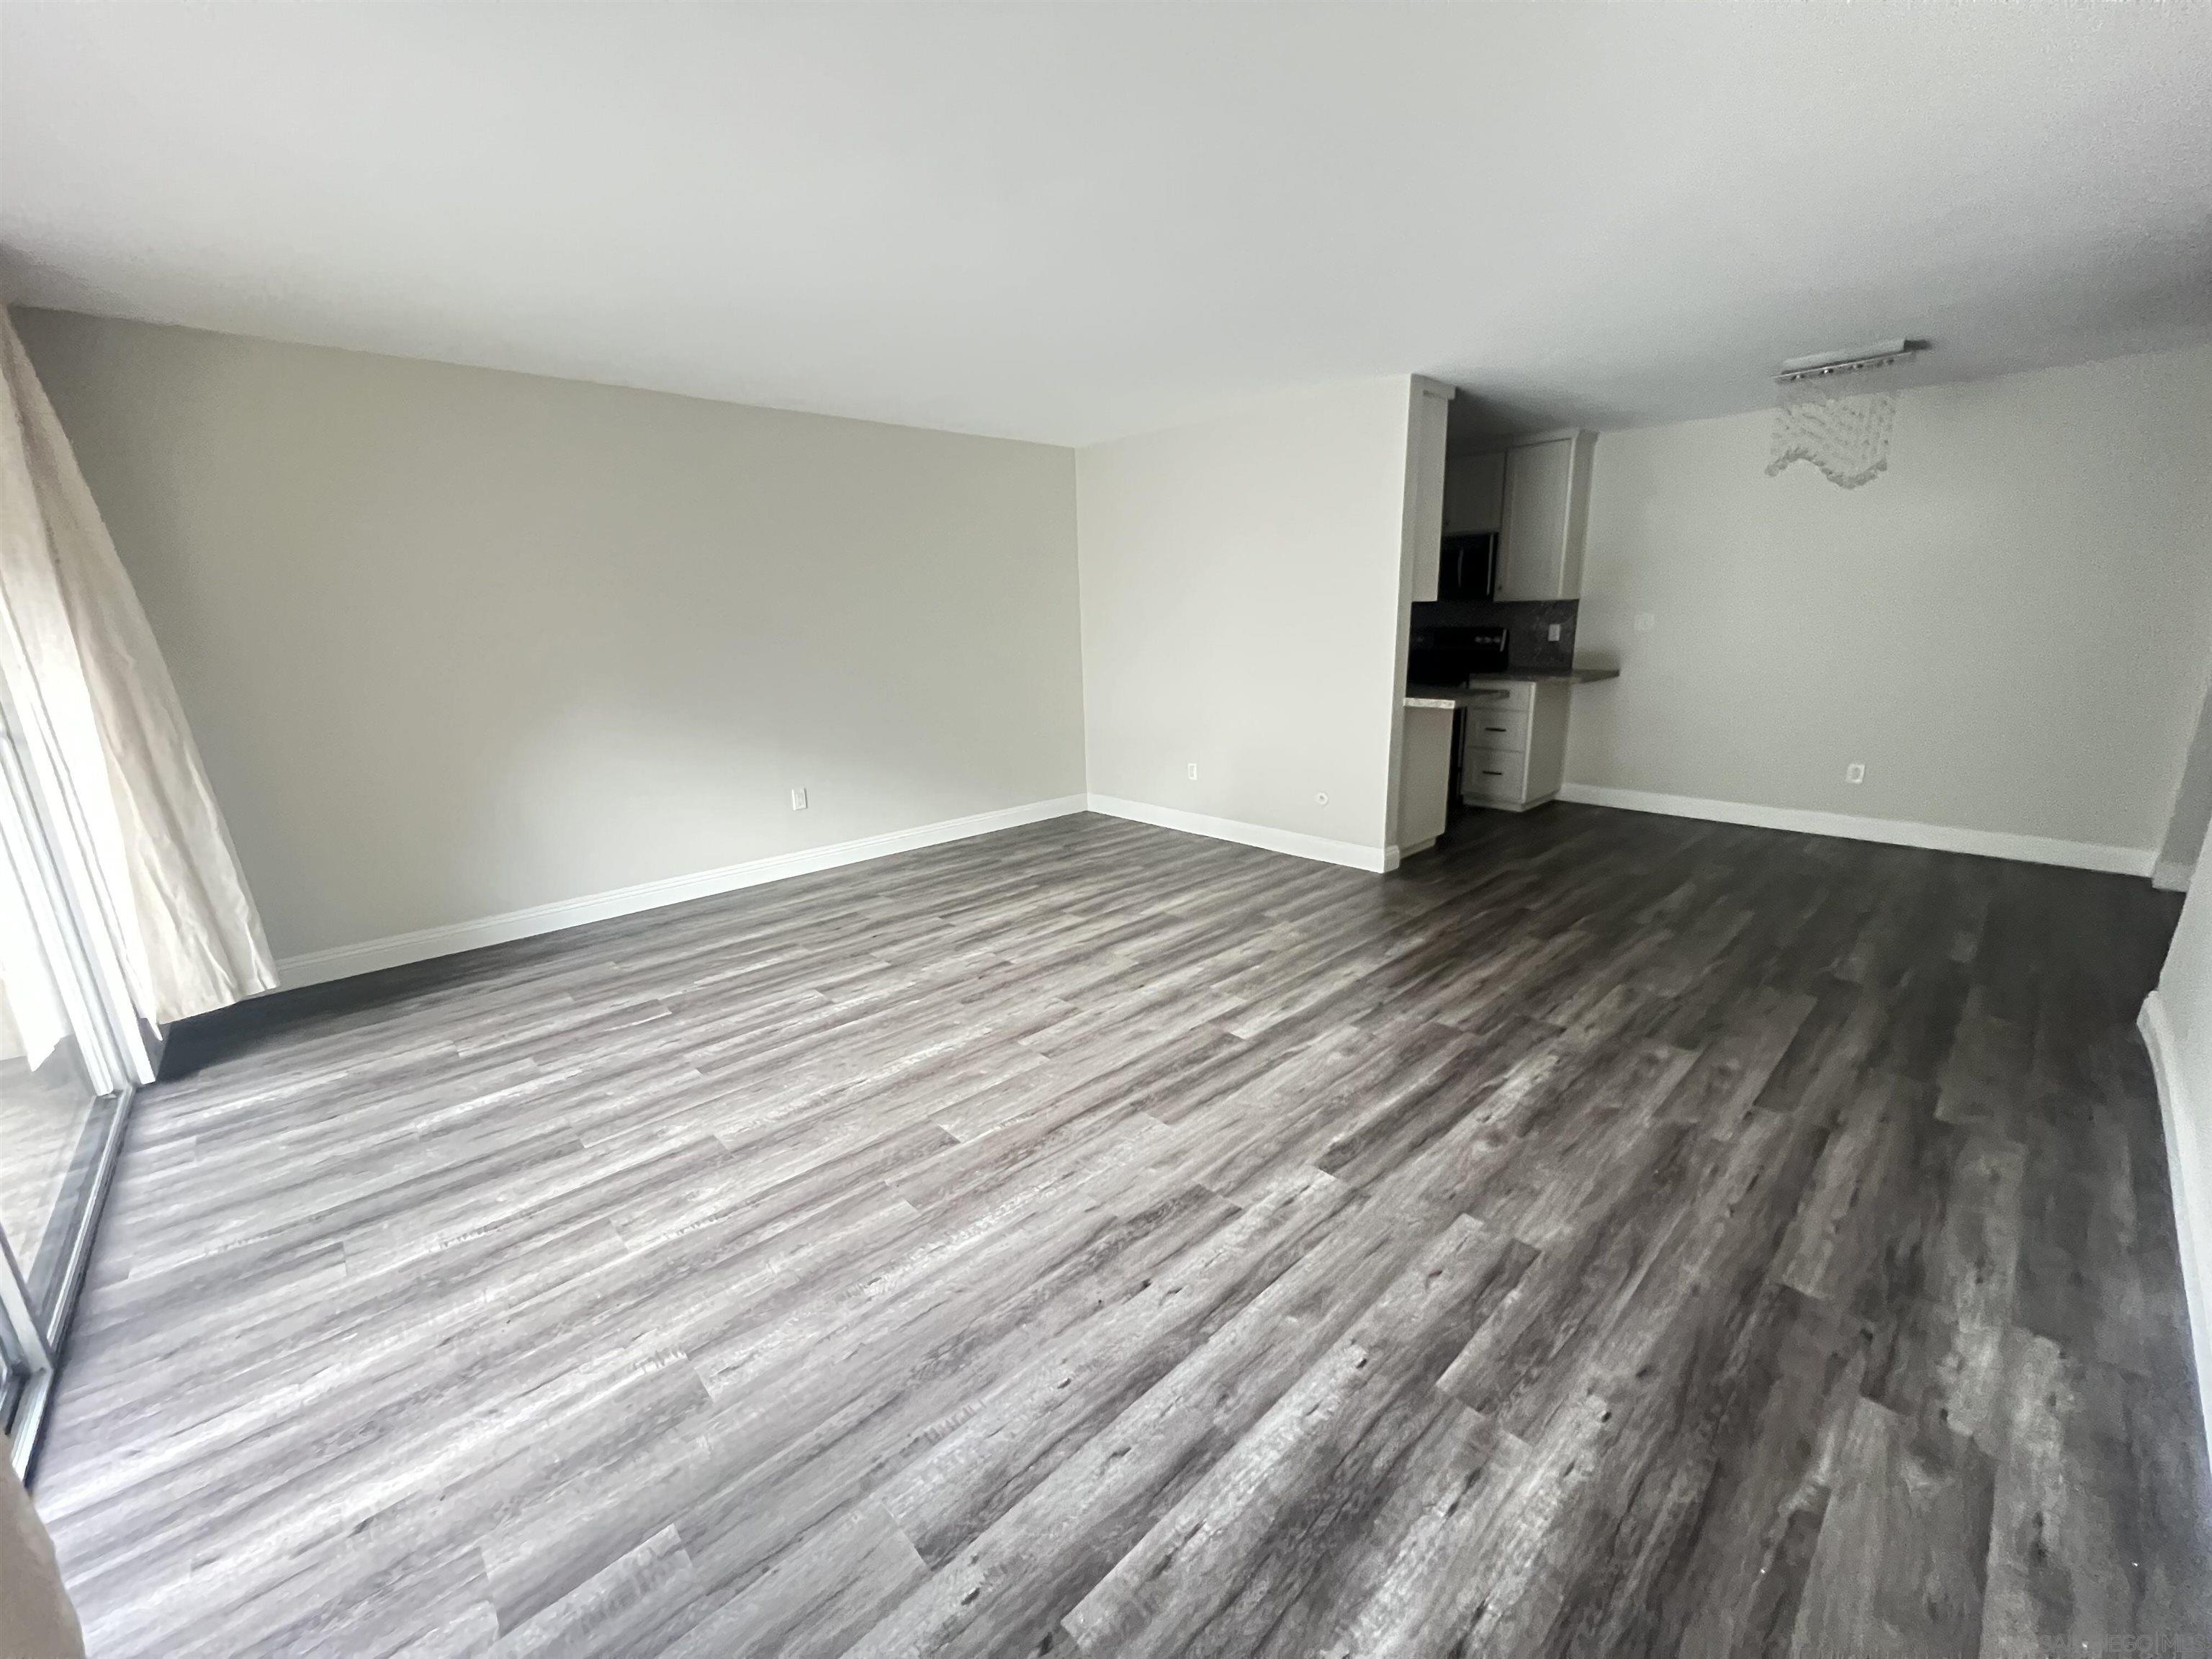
[1442,451,1505,536]
[1405,381,1454,603]
[1395,702,1455,855]
[1460,681,1571,811]
[1461,703,1530,753]
[1492,429,1596,601]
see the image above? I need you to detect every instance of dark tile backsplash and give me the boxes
[1411,599,1578,670]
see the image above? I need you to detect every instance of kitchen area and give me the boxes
[1395,408,1618,858]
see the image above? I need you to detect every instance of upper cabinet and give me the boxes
[1405,379,1454,604]
[1493,429,1596,601]
[1442,451,1505,536]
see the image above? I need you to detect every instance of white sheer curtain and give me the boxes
[0,310,274,1064]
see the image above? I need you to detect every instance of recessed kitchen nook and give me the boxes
[1396,388,1617,860]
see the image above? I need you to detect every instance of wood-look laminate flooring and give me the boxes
[31,806,2212,1658]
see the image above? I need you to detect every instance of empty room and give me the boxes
[3,4,2210,1655]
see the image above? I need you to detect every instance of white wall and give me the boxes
[2143,801,2212,1464]
[1565,345,2212,870]
[1075,378,1416,866]
[2156,676,2212,889]
[15,309,1087,971]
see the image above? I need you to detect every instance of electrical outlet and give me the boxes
[790,787,809,810]
[1547,623,1563,642]
[1845,763,1864,785]
[1187,763,1198,781]
[1634,613,1656,633]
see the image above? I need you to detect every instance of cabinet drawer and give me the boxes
[1462,706,1529,754]
[1457,682,1535,713]
[1463,750,1527,801]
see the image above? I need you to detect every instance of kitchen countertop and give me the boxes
[1463,667,1619,685]
[1403,667,1619,706]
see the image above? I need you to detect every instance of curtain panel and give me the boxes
[0,310,274,1058]
[0,1429,84,1659]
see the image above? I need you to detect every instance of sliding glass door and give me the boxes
[0,695,138,1477]
[0,964,118,1327]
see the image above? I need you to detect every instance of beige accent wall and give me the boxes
[1075,377,1416,860]
[1565,343,2212,862]
[14,310,1086,965]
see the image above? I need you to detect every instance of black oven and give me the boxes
[1407,624,1509,685]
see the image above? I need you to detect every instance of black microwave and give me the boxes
[1438,531,1499,603]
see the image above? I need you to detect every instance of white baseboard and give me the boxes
[276,795,1089,989]
[1084,793,1391,873]
[2138,992,2212,1473]
[2155,859,2196,893]
[1556,783,2154,877]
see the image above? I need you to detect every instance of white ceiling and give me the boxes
[5,4,2210,446]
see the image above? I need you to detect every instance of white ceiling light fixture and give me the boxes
[1768,339,1925,489]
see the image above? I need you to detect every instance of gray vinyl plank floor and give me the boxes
[30,805,2212,1657]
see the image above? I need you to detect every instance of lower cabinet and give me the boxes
[1396,703,1455,854]
[1460,682,1570,811]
